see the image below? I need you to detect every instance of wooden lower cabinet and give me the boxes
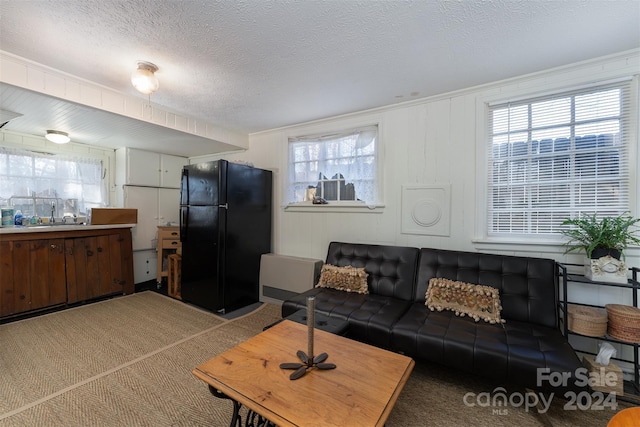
[0,238,66,316]
[65,231,134,304]
[0,227,134,319]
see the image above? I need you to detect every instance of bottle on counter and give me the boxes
[14,210,23,226]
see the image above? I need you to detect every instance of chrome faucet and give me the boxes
[62,214,78,224]
[50,201,55,223]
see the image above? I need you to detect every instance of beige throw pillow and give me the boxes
[316,264,369,294]
[425,278,505,324]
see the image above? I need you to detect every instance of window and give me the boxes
[287,125,379,205]
[486,80,634,236]
[0,147,105,218]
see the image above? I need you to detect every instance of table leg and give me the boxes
[245,409,277,427]
[208,385,243,427]
[208,385,276,427]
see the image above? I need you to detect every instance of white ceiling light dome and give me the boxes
[131,61,159,95]
[45,130,70,144]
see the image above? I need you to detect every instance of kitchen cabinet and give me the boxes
[133,250,157,284]
[115,148,184,283]
[65,230,134,304]
[159,188,180,225]
[124,186,157,250]
[0,238,66,316]
[0,227,134,319]
[116,148,186,188]
[122,186,180,250]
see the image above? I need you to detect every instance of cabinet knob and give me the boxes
[50,244,57,249]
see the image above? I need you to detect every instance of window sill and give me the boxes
[472,237,567,254]
[284,201,385,213]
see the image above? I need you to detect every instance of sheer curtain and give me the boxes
[288,125,378,205]
[0,147,105,217]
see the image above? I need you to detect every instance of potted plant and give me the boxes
[560,212,640,283]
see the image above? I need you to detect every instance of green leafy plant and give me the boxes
[560,212,640,258]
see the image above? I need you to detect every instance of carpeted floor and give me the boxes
[0,291,632,426]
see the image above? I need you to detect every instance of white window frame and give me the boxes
[475,76,639,246]
[285,123,384,213]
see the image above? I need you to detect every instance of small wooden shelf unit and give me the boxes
[156,226,181,286]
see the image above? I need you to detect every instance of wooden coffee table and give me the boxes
[193,320,415,426]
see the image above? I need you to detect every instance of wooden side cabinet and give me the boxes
[157,226,181,285]
[0,227,134,319]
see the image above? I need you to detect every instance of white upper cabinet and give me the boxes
[116,148,186,188]
[160,154,186,188]
[158,188,180,225]
[123,186,158,250]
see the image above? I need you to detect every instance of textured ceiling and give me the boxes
[0,0,639,139]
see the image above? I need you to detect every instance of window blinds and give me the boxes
[487,79,636,235]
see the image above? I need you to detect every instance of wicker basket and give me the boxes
[605,304,640,343]
[567,305,608,337]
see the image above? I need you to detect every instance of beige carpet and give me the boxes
[0,291,633,426]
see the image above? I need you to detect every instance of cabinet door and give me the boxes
[10,240,32,313]
[30,239,66,309]
[65,237,90,303]
[158,188,180,226]
[133,249,158,284]
[0,240,27,316]
[160,154,186,188]
[65,231,134,303]
[65,236,112,302]
[111,230,134,295]
[127,149,160,187]
[0,239,65,316]
[124,186,159,250]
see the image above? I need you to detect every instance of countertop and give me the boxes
[0,223,136,235]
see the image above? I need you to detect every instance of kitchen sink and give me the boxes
[21,222,86,228]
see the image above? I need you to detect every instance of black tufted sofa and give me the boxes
[282,242,583,394]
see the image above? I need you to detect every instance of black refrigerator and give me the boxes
[179,160,272,314]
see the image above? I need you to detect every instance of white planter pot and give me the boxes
[584,256,628,284]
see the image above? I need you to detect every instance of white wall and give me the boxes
[193,49,640,371]
[193,49,640,266]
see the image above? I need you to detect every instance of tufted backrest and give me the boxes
[325,242,419,301]
[415,248,558,328]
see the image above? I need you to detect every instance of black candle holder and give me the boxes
[279,351,336,380]
[279,296,336,380]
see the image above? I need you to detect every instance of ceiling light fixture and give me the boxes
[45,130,70,144]
[131,61,159,95]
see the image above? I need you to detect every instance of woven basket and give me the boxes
[567,305,608,337]
[605,304,640,343]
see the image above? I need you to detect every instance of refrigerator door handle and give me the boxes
[180,168,189,206]
[180,206,188,243]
